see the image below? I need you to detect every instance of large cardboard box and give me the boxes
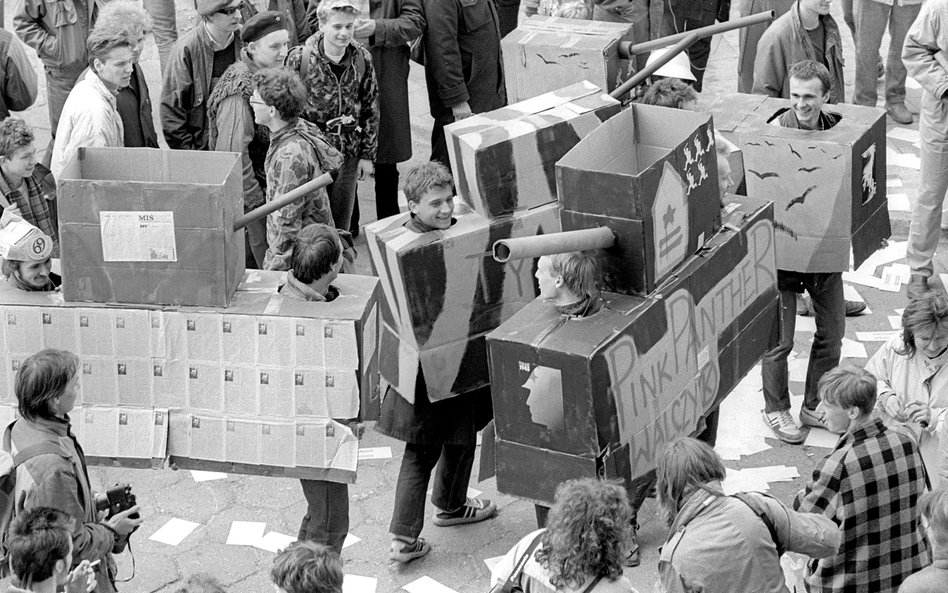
[0,271,380,482]
[365,204,561,402]
[700,93,889,272]
[445,81,621,218]
[556,104,722,295]
[502,16,634,103]
[487,197,779,503]
[58,148,245,307]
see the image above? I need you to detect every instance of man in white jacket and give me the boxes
[50,28,132,178]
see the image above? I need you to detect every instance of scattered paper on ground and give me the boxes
[888,316,902,330]
[226,521,266,546]
[886,176,903,188]
[880,264,911,292]
[788,358,807,383]
[941,274,948,291]
[722,465,800,494]
[715,367,775,460]
[856,330,900,342]
[804,427,840,449]
[255,531,297,553]
[403,576,459,593]
[191,470,227,482]
[841,338,868,358]
[343,533,361,549]
[358,447,392,460]
[887,193,911,212]
[854,241,907,277]
[887,127,921,146]
[484,556,505,573]
[149,518,200,546]
[895,308,905,315]
[344,575,378,593]
[843,271,884,290]
[795,315,816,333]
[887,148,921,170]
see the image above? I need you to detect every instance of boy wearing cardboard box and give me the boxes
[278,223,351,554]
[376,162,496,563]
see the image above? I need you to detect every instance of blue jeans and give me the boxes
[298,479,349,555]
[142,0,178,75]
[762,271,844,413]
[853,0,920,107]
[389,442,475,540]
[328,156,360,231]
[907,90,948,278]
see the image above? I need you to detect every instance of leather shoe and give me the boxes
[845,300,867,316]
[907,274,929,301]
[887,103,913,125]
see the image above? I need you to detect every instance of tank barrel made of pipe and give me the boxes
[617,11,775,58]
[610,33,697,99]
[493,227,616,263]
[233,172,334,232]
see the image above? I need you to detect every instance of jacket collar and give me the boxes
[280,270,335,302]
[26,414,72,438]
[837,417,886,449]
[81,69,118,108]
[269,117,306,145]
[669,481,727,533]
[311,32,358,67]
[791,2,840,54]
[240,49,262,74]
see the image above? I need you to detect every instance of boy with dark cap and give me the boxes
[208,11,290,269]
[161,0,243,151]
[285,0,378,233]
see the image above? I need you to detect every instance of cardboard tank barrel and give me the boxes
[492,227,616,263]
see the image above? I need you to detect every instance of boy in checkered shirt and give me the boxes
[794,366,930,593]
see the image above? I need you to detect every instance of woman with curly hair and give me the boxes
[490,478,637,593]
[866,289,948,487]
[656,438,840,593]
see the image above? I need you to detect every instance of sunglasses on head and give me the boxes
[217,4,240,15]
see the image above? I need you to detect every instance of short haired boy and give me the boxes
[285,0,379,233]
[535,251,604,317]
[376,161,497,564]
[6,507,97,593]
[794,366,929,593]
[271,541,343,593]
[251,68,343,271]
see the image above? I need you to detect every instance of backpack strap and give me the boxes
[731,492,785,556]
[499,531,544,592]
[299,45,313,84]
[12,443,66,467]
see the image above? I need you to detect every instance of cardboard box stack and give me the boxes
[484,102,781,504]
[35,147,380,480]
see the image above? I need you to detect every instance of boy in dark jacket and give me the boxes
[285,0,379,233]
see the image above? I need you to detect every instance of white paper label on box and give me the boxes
[100,211,177,262]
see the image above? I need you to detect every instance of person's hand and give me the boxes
[881,391,908,423]
[63,559,97,593]
[906,401,932,428]
[105,505,143,535]
[357,159,374,181]
[354,18,376,39]
[451,101,473,121]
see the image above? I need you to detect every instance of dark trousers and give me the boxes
[244,216,267,269]
[328,156,360,231]
[430,119,451,167]
[375,162,401,220]
[298,479,350,555]
[762,271,844,413]
[389,442,476,540]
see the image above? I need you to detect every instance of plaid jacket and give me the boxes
[794,419,930,593]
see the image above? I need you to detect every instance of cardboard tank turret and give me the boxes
[480,97,781,504]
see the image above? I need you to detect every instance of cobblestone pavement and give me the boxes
[3,1,946,592]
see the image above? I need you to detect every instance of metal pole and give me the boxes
[610,33,698,100]
[617,11,775,58]
[233,172,334,232]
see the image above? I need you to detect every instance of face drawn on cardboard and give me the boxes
[861,144,877,205]
[523,364,565,436]
[653,161,689,281]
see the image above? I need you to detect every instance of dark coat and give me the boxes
[365,0,424,164]
[421,0,506,121]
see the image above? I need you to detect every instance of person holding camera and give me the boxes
[9,349,143,593]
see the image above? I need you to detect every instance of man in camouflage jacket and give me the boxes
[251,68,342,272]
[285,0,379,233]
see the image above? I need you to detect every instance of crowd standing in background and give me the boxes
[0,0,947,591]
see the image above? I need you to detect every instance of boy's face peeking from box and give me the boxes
[408,185,455,230]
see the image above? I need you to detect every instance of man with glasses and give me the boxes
[160,0,243,151]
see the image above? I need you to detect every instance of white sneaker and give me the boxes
[762,410,805,444]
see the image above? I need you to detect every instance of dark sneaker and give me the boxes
[845,300,867,316]
[762,410,805,444]
[800,405,842,434]
[433,498,497,527]
[886,103,913,125]
[390,537,431,563]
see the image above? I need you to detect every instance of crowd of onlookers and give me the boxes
[2,0,948,591]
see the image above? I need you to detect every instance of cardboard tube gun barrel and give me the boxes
[233,173,334,231]
[610,11,775,100]
[492,227,616,263]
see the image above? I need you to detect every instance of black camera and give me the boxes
[95,484,138,521]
